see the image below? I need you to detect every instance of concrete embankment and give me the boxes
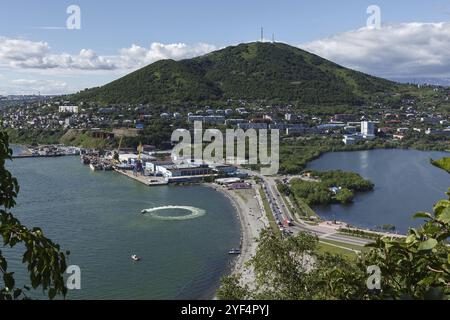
[113,169,168,186]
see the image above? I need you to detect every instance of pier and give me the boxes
[113,168,168,186]
[12,154,66,159]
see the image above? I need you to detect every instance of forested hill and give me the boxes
[70,42,400,105]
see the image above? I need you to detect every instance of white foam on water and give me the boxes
[141,205,206,221]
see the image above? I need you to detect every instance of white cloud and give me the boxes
[0,38,50,66]
[0,37,217,71]
[4,22,450,95]
[301,22,450,79]
[118,42,217,69]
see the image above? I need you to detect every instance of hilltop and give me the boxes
[70,42,399,105]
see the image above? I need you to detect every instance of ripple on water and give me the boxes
[141,205,206,221]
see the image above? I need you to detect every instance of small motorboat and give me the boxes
[228,248,241,255]
[131,254,141,261]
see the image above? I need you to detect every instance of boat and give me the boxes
[89,163,102,171]
[80,155,90,165]
[131,254,141,261]
[228,248,241,255]
[102,164,113,171]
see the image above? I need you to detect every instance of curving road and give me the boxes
[243,169,374,248]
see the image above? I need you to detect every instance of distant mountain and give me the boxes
[389,77,450,87]
[70,42,400,105]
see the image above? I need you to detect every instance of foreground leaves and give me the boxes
[218,188,450,300]
[0,130,68,300]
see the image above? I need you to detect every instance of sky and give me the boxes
[1,0,450,95]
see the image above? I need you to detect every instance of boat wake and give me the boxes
[141,205,206,221]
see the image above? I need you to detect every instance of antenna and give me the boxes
[272,33,275,43]
[260,27,264,42]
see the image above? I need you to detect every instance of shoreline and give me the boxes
[207,182,268,295]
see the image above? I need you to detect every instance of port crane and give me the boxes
[134,142,144,174]
[113,136,124,164]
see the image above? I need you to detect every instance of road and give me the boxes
[242,169,373,248]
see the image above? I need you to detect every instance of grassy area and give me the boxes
[258,187,281,237]
[320,239,367,252]
[276,186,301,221]
[338,228,382,241]
[290,194,318,218]
[317,242,357,259]
[317,239,365,259]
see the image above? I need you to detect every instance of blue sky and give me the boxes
[1,0,450,94]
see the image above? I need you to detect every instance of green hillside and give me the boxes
[70,42,399,105]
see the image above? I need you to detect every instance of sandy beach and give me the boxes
[209,182,269,288]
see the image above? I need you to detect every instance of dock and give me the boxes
[12,154,65,159]
[113,169,168,186]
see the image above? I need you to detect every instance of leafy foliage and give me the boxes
[0,130,68,300]
[363,189,450,299]
[218,189,450,300]
[290,179,332,206]
[335,188,354,204]
[289,170,373,205]
[431,157,450,173]
[313,170,375,192]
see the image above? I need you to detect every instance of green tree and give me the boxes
[217,229,368,300]
[335,188,354,204]
[431,157,450,173]
[0,130,69,300]
[218,189,450,300]
[363,189,450,299]
[113,151,120,163]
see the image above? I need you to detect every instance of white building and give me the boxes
[59,106,79,113]
[361,121,376,139]
[342,135,356,145]
[154,163,211,178]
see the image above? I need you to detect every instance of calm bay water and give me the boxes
[5,151,240,300]
[307,149,450,233]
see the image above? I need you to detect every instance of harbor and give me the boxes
[6,155,241,299]
[12,145,81,158]
[78,143,248,187]
[113,168,168,186]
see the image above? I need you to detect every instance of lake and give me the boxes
[307,149,449,233]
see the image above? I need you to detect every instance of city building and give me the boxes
[59,105,79,113]
[361,121,376,139]
[238,123,268,130]
[155,163,211,178]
